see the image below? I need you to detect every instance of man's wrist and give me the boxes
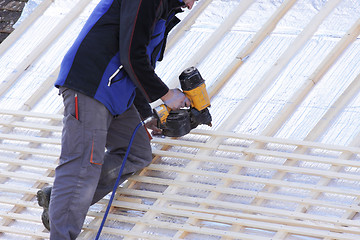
[160,89,171,102]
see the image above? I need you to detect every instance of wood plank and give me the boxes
[0,225,48,239]
[208,0,298,97]
[0,156,56,169]
[165,0,213,52]
[0,133,60,145]
[167,0,255,89]
[152,137,360,167]
[84,203,273,240]
[0,119,62,132]
[261,15,360,138]
[146,163,360,197]
[0,144,59,156]
[22,66,60,111]
[216,0,343,133]
[0,0,93,97]
[0,108,62,120]
[260,15,360,238]
[0,169,53,183]
[189,129,360,154]
[169,205,360,239]
[0,0,54,57]
[129,175,360,212]
[112,190,360,231]
[152,149,360,181]
[92,198,360,240]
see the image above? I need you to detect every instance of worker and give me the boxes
[36,0,198,239]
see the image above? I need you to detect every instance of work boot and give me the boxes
[37,186,52,231]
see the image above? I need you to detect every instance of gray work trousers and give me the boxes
[49,88,152,239]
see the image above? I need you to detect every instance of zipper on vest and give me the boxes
[108,65,123,86]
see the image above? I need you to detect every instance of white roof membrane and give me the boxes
[0,0,360,239]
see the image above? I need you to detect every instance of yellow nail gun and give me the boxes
[154,67,212,137]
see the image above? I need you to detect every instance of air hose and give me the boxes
[95,121,144,240]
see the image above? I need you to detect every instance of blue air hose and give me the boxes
[95,121,144,240]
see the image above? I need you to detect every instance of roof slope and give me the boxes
[0,0,360,239]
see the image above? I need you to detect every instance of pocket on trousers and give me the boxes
[59,113,83,165]
[89,129,107,165]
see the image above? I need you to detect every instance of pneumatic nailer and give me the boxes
[154,67,212,137]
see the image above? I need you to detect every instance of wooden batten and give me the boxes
[208,0,298,97]
[0,0,92,98]
[0,0,54,57]
[167,0,256,89]
[165,0,213,52]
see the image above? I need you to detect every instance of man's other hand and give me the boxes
[160,88,191,110]
[144,117,163,136]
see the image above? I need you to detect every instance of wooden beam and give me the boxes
[208,0,298,97]
[0,108,62,120]
[262,15,360,138]
[0,133,60,145]
[130,175,360,212]
[0,144,59,157]
[0,156,56,170]
[0,0,54,57]
[217,0,343,132]
[153,131,360,154]
[146,163,359,197]
[0,0,92,97]
[165,0,213,52]
[0,118,62,132]
[22,66,60,111]
[0,226,48,239]
[167,0,256,89]
[95,196,360,240]
[152,149,360,181]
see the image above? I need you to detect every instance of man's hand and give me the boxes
[144,117,163,136]
[160,88,191,110]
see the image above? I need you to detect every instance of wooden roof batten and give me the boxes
[0,0,359,239]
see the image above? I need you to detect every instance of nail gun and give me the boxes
[154,67,212,137]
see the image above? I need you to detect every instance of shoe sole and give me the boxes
[41,208,50,231]
[37,189,49,208]
[37,189,50,231]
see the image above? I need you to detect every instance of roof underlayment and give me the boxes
[0,0,360,239]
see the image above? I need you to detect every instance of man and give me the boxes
[37,0,198,239]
